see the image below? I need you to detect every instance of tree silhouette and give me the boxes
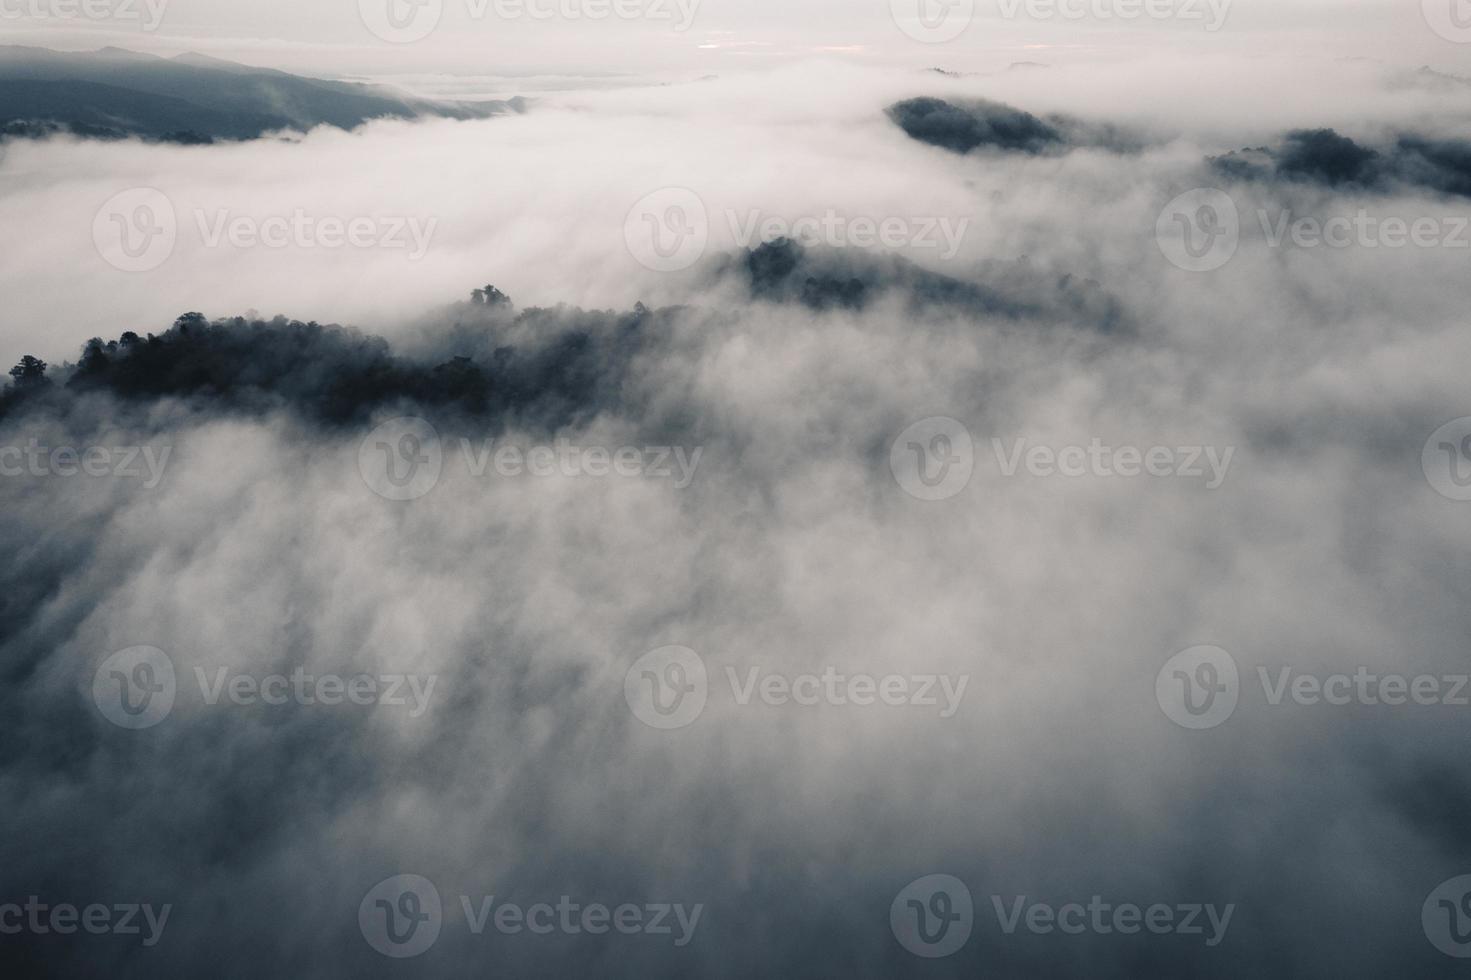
[472,285,511,308]
[77,338,111,377]
[8,355,48,387]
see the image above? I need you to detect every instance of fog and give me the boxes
[4,47,1471,978]
[5,54,1471,371]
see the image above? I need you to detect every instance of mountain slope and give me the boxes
[0,46,525,142]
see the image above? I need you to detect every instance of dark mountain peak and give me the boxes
[172,51,236,66]
[887,96,1064,155]
[0,44,524,143]
[170,51,274,75]
[92,45,157,60]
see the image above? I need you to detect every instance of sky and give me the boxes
[2,0,1471,78]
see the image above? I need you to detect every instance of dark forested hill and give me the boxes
[0,45,525,143]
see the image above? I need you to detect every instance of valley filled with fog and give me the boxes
[4,38,1471,980]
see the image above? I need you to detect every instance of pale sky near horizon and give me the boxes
[3,0,1471,78]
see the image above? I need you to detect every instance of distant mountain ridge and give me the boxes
[0,45,526,143]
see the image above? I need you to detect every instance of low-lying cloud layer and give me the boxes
[4,53,1471,978]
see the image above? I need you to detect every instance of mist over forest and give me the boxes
[5,10,1471,978]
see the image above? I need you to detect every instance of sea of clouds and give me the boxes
[3,53,1471,977]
